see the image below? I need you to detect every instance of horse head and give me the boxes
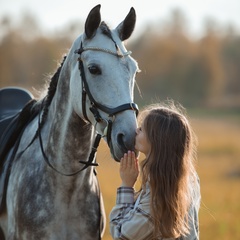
[66,5,139,161]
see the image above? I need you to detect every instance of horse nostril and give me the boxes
[117,133,128,153]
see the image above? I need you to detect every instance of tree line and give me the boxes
[0,10,240,108]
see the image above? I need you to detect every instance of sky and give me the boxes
[1,0,240,38]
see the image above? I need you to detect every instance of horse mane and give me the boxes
[18,55,67,153]
[40,55,67,127]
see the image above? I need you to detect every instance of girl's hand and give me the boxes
[120,151,139,188]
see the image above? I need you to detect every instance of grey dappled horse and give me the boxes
[0,5,139,239]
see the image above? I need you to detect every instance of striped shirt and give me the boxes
[110,179,200,240]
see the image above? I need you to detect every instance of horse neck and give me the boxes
[43,73,95,176]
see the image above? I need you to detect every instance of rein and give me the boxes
[38,98,99,177]
[38,41,138,177]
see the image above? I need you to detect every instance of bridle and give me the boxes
[74,41,139,165]
[38,41,139,177]
[74,42,138,144]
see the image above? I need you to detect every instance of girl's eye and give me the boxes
[139,127,142,131]
[88,65,102,75]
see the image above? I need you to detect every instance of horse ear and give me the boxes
[85,4,101,39]
[116,7,136,41]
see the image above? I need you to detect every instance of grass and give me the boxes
[96,113,240,240]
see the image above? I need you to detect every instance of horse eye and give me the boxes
[88,65,101,75]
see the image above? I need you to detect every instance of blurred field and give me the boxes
[96,113,240,240]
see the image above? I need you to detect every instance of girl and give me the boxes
[110,102,200,239]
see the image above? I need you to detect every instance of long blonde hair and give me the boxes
[139,102,197,239]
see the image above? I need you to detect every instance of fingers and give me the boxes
[120,151,136,169]
[119,151,139,187]
[135,158,139,171]
[120,153,127,170]
[127,151,133,168]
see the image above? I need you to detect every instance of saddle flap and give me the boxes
[0,87,33,120]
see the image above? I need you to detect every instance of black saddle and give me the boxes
[0,87,33,133]
[0,87,37,213]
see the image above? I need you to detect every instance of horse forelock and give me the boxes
[99,21,112,40]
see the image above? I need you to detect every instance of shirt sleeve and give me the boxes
[109,186,153,240]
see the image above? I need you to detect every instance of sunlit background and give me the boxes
[1,0,240,239]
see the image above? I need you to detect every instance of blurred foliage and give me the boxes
[0,9,240,109]
[131,10,240,108]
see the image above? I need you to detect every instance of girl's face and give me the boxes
[135,123,151,156]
